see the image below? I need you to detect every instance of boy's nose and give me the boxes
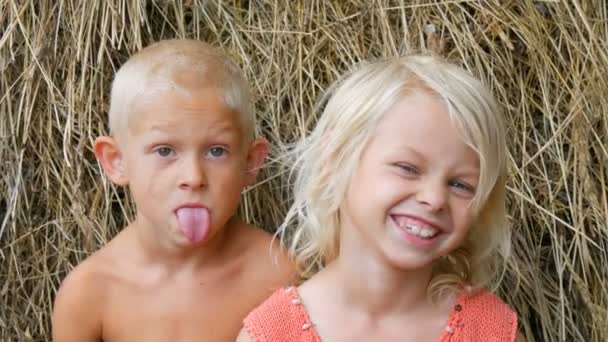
[179,157,207,190]
[415,179,447,211]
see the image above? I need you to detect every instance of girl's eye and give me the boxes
[156,147,174,157]
[449,180,475,194]
[207,146,226,158]
[397,163,418,174]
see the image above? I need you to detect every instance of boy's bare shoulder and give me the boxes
[238,223,288,261]
[55,235,127,301]
[52,247,116,340]
[237,223,298,285]
[56,249,115,297]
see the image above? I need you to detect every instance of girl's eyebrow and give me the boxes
[454,169,480,179]
[394,145,425,159]
[447,160,481,181]
[392,146,480,176]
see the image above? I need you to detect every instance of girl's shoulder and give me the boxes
[243,286,321,342]
[442,289,518,341]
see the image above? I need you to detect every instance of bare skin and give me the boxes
[53,217,294,342]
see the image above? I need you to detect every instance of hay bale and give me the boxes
[0,1,606,341]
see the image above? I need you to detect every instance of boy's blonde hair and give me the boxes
[109,39,253,141]
[279,55,509,301]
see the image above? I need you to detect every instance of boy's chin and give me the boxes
[173,229,212,247]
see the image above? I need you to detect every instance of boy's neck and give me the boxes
[129,215,238,271]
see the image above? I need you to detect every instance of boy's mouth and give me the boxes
[175,205,210,243]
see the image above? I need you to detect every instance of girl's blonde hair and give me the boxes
[279,55,509,301]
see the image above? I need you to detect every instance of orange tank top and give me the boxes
[243,286,518,341]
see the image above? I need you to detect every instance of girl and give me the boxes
[239,55,521,341]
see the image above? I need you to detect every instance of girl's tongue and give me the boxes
[175,207,210,243]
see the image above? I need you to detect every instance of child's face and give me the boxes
[116,89,260,246]
[340,91,480,270]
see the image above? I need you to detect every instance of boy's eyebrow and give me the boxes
[147,124,172,133]
[146,121,240,136]
[138,118,176,132]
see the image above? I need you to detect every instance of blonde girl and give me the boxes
[239,55,522,341]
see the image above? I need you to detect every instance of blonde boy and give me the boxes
[52,39,295,341]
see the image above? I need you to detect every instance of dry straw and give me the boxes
[1,1,606,341]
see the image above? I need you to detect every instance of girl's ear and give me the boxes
[244,138,269,186]
[94,136,129,186]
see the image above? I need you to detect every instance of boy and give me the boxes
[52,39,295,341]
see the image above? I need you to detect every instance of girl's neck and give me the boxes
[328,251,433,318]
[323,230,436,319]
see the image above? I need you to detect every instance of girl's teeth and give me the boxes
[393,216,440,239]
[404,224,438,239]
[409,225,420,234]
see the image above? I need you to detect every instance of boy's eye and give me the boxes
[207,146,226,158]
[156,147,174,157]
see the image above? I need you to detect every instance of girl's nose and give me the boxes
[415,179,447,211]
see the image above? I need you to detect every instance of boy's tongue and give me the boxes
[176,207,210,243]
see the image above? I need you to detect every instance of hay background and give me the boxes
[1,1,607,341]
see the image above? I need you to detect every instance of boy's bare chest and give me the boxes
[100,278,260,342]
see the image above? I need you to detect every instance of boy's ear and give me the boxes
[244,138,269,186]
[94,136,129,186]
